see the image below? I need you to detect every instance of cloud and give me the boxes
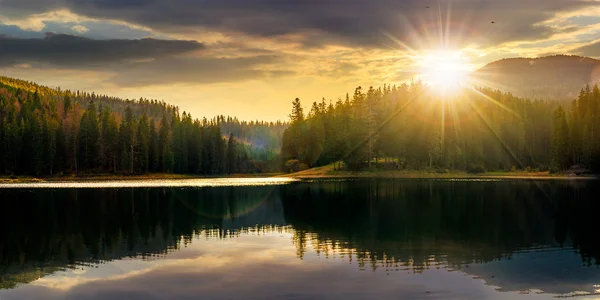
[0,0,594,50]
[0,253,492,300]
[71,25,89,33]
[108,55,295,87]
[0,33,204,67]
[0,0,598,116]
[0,32,294,86]
[573,40,600,58]
[0,9,84,31]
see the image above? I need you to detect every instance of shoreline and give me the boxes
[0,170,597,183]
[278,166,598,181]
[283,174,598,180]
[0,173,285,183]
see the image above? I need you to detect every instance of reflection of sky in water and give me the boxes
[1,231,599,300]
[467,248,600,296]
[1,179,600,299]
[0,177,297,188]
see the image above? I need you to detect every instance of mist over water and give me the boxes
[0,179,599,299]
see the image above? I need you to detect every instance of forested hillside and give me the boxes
[0,76,285,176]
[281,83,600,173]
[219,116,287,168]
[473,55,600,101]
[2,73,598,177]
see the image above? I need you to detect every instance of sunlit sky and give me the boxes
[0,1,599,121]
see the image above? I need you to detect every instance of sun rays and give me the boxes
[380,1,527,168]
[416,49,472,93]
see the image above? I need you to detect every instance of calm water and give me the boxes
[0,178,599,299]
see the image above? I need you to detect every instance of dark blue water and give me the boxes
[0,178,599,299]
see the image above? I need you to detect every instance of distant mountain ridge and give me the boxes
[473,55,600,101]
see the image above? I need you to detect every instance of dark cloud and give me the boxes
[108,55,295,87]
[573,40,600,58]
[0,33,204,67]
[0,0,592,49]
[0,0,62,17]
[0,1,594,88]
[0,33,293,86]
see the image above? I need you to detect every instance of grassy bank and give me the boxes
[279,165,597,180]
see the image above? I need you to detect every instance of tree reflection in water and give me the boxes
[0,179,598,295]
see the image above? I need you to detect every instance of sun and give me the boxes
[416,50,473,92]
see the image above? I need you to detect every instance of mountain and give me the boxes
[473,55,600,101]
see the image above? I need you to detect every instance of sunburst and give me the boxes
[378,2,527,169]
[416,49,473,93]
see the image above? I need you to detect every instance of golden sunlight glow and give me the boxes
[416,50,474,92]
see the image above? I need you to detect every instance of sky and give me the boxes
[0,0,599,121]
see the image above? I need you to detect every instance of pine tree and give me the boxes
[106,113,119,173]
[29,115,44,176]
[100,106,112,169]
[149,121,159,172]
[551,106,570,170]
[135,112,151,173]
[158,113,171,173]
[226,133,236,174]
[55,123,67,174]
[63,94,72,116]
[568,100,582,165]
[119,107,136,174]
[43,117,57,175]
[77,101,100,172]
[290,98,304,123]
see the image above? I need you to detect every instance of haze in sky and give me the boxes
[0,0,599,121]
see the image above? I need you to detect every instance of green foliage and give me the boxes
[561,85,600,172]
[77,101,100,172]
[0,75,272,176]
[226,133,236,174]
[466,163,486,174]
[551,106,569,170]
[290,98,304,123]
[285,159,309,173]
[281,83,600,172]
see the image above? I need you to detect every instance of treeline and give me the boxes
[551,85,600,171]
[281,82,599,172]
[0,76,285,176]
[219,116,288,169]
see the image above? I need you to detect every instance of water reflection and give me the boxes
[0,179,599,299]
[0,177,297,189]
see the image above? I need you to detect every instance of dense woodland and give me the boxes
[281,82,600,173]
[1,73,598,176]
[0,76,285,176]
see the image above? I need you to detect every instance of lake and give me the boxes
[0,178,599,299]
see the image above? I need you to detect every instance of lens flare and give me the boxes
[416,50,473,92]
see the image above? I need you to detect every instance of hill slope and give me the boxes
[0,75,284,176]
[473,55,600,101]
